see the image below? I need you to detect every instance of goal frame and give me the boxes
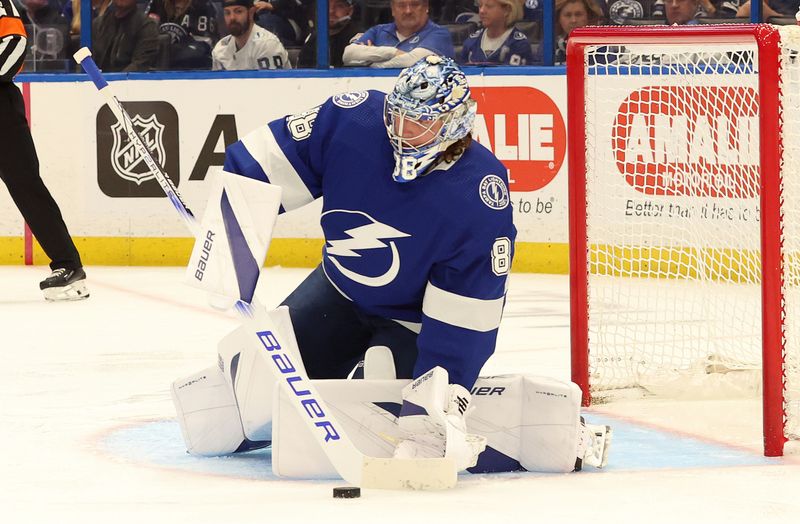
[566,24,786,456]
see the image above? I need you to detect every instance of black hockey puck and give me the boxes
[332,486,361,499]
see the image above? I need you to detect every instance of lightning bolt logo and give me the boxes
[322,210,411,287]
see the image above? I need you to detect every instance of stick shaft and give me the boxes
[74,49,197,234]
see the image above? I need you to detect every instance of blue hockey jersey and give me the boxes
[459,27,534,66]
[355,19,455,58]
[223,90,515,389]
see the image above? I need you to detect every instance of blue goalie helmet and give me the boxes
[384,55,477,182]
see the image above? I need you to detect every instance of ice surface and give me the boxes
[1,266,798,523]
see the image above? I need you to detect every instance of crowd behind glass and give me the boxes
[14,0,800,72]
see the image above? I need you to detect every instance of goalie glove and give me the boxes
[392,366,487,472]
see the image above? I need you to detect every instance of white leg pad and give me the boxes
[218,306,306,441]
[467,375,583,473]
[171,365,245,456]
[518,375,583,472]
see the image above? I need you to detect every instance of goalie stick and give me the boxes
[73,48,457,490]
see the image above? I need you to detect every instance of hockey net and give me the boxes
[567,24,800,456]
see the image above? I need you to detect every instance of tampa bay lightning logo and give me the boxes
[322,210,411,287]
[479,175,510,210]
[332,91,369,108]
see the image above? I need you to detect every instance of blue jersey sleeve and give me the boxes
[223,101,340,212]
[412,155,515,389]
[355,26,379,45]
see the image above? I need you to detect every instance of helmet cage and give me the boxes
[383,56,476,182]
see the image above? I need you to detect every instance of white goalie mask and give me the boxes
[384,55,477,182]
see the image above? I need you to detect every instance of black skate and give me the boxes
[39,267,90,301]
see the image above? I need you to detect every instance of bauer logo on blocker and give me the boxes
[97,101,180,197]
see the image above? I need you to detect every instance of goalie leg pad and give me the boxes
[466,375,588,473]
[171,365,246,456]
[219,306,307,442]
[519,376,584,472]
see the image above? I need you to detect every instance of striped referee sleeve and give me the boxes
[0,0,27,82]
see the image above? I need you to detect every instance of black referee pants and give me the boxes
[0,82,81,271]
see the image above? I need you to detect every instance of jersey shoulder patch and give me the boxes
[332,91,370,108]
[478,174,510,210]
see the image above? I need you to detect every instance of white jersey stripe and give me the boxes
[240,126,314,212]
[422,282,504,333]
[0,35,26,77]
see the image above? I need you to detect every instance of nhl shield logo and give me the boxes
[96,101,179,198]
[110,114,166,185]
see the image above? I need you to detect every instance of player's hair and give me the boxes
[442,134,473,164]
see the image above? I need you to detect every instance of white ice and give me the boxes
[1,266,799,523]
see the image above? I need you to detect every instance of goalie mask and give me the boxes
[384,55,477,182]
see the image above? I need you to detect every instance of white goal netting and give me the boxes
[577,26,800,442]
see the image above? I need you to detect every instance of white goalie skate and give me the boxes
[575,418,612,471]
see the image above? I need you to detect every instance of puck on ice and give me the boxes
[332,486,361,499]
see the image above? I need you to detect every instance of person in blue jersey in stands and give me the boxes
[460,0,534,65]
[222,55,515,470]
[343,0,455,67]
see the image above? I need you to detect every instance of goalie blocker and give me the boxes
[184,170,282,309]
[173,314,611,476]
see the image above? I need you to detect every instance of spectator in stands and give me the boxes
[19,0,68,25]
[554,0,601,64]
[66,0,79,35]
[253,0,311,46]
[343,0,455,67]
[212,0,291,69]
[146,0,220,69]
[459,0,533,65]
[62,0,111,36]
[92,0,159,71]
[603,0,651,24]
[298,0,362,68]
[715,0,747,17]
[651,0,714,19]
[735,0,800,18]
[664,0,703,23]
[93,0,112,16]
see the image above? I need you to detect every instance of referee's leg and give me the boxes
[0,82,82,271]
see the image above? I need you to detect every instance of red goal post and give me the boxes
[566,24,793,456]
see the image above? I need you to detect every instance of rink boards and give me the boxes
[1,71,571,271]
